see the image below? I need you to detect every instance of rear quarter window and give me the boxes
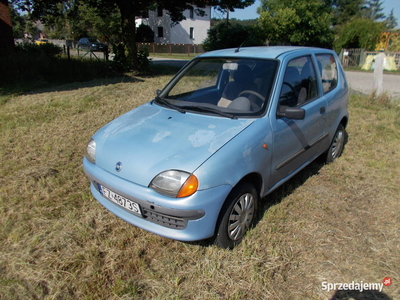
[316,54,338,94]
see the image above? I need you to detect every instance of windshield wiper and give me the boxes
[181,105,237,119]
[154,96,186,114]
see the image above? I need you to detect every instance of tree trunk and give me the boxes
[0,0,15,55]
[117,1,138,70]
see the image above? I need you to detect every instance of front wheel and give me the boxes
[213,182,258,249]
[324,124,346,163]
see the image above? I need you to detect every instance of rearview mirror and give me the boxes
[222,63,238,70]
[277,107,305,120]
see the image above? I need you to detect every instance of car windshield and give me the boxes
[157,57,278,118]
[88,38,100,43]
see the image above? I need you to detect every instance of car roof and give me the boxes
[198,46,334,60]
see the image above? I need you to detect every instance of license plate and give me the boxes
[99,185,142,216]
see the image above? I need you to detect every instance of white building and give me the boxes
[144,6,211,45]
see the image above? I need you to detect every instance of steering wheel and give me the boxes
[281,82,299,107]
[238,90,265,110]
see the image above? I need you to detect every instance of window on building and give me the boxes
[157,7,163,17]
[190,27,194,39]
[158,27,164,38]
[190,8,194,18]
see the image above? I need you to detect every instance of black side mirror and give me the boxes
[277,107,305,120]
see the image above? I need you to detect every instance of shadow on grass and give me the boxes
[0,56,183,102]
[255,158,325,226]
[188,158,326,249]
[190,127,350,249]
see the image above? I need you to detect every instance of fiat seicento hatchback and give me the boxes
[83,46,349,248]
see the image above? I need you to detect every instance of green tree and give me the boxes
[203,22,262,50]
[385,9,398,29]
[333,17,385,51]
[38,1,121,42]
[214,0,254,24]
[9,2,25,38]
[326,0,364,26]
[258,0,333,47]
[12,0,256,70]
[362,0,385,21]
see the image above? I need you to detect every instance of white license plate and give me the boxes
[99,185,142,216]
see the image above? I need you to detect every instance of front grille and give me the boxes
[142,208,187,230]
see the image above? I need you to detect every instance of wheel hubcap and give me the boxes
[228,193,255,241]
[331,130,344,159]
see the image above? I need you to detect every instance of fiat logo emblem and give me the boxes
[115,162,123,172]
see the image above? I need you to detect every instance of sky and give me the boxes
[214,0,400,29]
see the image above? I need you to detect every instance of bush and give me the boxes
[0,49,112,93]
[111,43,130,72]
[110,43,149,72]
[136,24,154,43]
[15,42,63,57]
[137,49,150,71]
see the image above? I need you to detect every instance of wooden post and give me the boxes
[67,45,70,59]
[169,44,172,56]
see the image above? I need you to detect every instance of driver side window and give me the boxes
[279,56,318,110]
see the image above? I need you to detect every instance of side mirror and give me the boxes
[156,89,162,97]
[277,107,305,120]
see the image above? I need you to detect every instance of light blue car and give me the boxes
[83,46,349,248]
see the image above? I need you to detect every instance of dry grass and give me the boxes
[0,75,399,300]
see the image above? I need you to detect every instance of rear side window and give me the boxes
[316,54,338,94]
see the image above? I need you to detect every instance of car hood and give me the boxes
[93,102,254,187]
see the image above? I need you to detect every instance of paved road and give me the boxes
[345,71,400,99]
[150,58,400,100]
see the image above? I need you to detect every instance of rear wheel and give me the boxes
[325,124,345,163]
[214,182,258,249]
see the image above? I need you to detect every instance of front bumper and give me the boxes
[83,158,232,241]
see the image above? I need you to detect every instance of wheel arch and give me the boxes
[236,172,263,198]
[340,116,348,129]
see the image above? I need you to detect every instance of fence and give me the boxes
[340,48,400,70]
[137,43,205,57]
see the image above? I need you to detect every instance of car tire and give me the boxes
[213,182,258,249]
[324,123,346,163]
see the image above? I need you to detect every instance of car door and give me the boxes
[269,54,328,188]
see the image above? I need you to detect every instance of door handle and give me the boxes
[320,107,326,114]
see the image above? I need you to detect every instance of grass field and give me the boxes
[0,71,399,300]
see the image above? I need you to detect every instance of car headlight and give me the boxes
[149,170,198,198]
[86,138,96,164]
